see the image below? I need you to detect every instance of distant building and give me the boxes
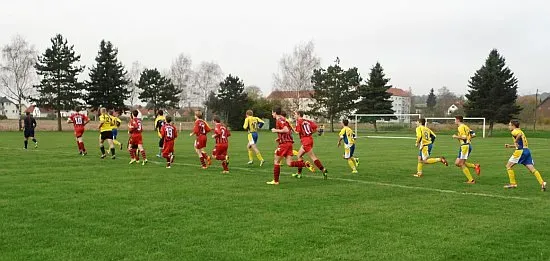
[0,97,20,119]
[537,97,550,119]
[267,90,315,112]
[387,88,411,122]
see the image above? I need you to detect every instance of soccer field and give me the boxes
[1,130,549,261]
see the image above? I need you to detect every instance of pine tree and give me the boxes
[206,74,249,130]
[355,62,394,131]
[426,88,436,116]
[33,34,84,131]
[309,58,360,132]
[138,69,181,112]
[86,40,129,110]
[465,49,521,136]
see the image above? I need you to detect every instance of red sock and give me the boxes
[140,149,147,160]
[290,161,306,168]
[222,161,229,171]
[314,159,324,171]
[128,149,135,159]
[135,149,140,160]
[80,142,86,152]
[200,156,206,167]
[297,158,303,174]
[274,164,281,182]
[76,141,81,152]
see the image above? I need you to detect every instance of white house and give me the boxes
[0,97,20,119]
[267,90,316,112]
[387,88,411,122]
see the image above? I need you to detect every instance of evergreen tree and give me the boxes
[33,34,84,131]
[426,88,436,116]
[85,40,129,110]
[206,74,250,130]
[309,58,360,132]
[138,69,181,112]
[465,49,521,135]
[355,62,394,131]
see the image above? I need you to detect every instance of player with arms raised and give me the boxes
[452,116,480,184]
[243,110,265,166]
[98,107,116,159]
[212,116,231,173]
[127,110,148,165]
[190,111,211,169]
[155,110,166,157]
[503,120,546,191]
[67,107,90,155]
[109,110,123,150]
[292,111,326,179]
[413,118,448,177]
[160,116,178,168]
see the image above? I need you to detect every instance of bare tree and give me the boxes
[192,61,223,115]
[273,41,320,111]
[0,35,37,130]
[170,54,193,109]
[127,61,143,107]
[245,85,263,100]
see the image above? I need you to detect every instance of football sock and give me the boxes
[110,148,115,156]
[347,159,356,170]
[76,141,81,151]
[248,149,254,161]
[256,153,264,161]
[297,158,303,174]
[417,162,423,173]
[222,161,229,171]
[314,159,325,171]
[291,160,305,168]
[100,146,105,155]
[426,158,439,164]
[24,140,28,149]
[274,164,281,182]
[507,168,517,185]
[32,138,37,144]
[465,162,476,168]
[462,167,474,181]
[80,142,86,152]
[199,156,206,167]
[140,149,146,160]
[128,148,135,159]
[532,169,544,185]
[113,140,121,147]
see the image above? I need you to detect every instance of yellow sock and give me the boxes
[462,167,474,181]
[347,159,356,170]
[113,140,121,146]
[248,149,254,161]
[417,162,423,173]
[256,153,264,161]
[507,169,517,185]
[426,158,439,164]
[532,170,544,185]
[465,162,475,168]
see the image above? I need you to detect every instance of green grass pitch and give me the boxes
[0,130,549,261]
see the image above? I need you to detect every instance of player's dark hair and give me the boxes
[455,116,464,122]
[281,111,287,118]
[213,115,221,123]
[108,110,114,116]
[195,110,203,119]
[272,106,282,115]
[166,116,172,123]
[342,119,349,126]
[419,118,426,125]
[132,110,139,117]
[25,111,30,116]
[297,111,304,117]
[75,106,81,112]
[510,119,520,128]
[157,110,164,116]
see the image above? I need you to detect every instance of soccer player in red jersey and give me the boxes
[127,110,148,165]
[67,107,90,155]
[211,116,231,173]
[190,111,212,169]
[160,116,178,168]
[293,111,327,179]
[267,106,313,185]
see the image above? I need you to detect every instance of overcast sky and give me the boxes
[1,0,549,96]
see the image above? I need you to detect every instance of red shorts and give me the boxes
[300,138,314,153]
[195,135,207,149]
[129,134,143,145]
[213,143,228,157]
[162,141,174,157]
[276,142,294,157]
[74,128,85,138]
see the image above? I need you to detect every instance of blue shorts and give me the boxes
[112,129,118,139]
[509,149,534,165]
[248,132,259,145]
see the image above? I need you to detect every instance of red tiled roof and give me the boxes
[387,88,410,97]
[267,90,315,100]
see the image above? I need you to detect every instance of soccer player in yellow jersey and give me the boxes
[337,119,359,173]
[154,110,166,157]
[503,120,546,191]
[452,116,480,184]
[109,110,123,150]
[243,110,265,166]
[413,119,448,177]
[98,107,116,159]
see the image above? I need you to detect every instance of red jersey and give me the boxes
[161,124,178,142]
[296,118,317,139]
[214,123,230,144]
[129,118,143,135]
[69,113,89,129]
[276,116,293,144]
[193,119,211,136]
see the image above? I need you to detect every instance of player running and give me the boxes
[128,110,148,165]
[503,120,546,191]
[160,116,178,168]
[23,111,38,149]
[267,106,313,185]
[67,107,90,155]
[337,119,359,173]
[155,110,166,157]
[109,110,123,150]
[212,116,231,173]
[292,111,326,179]
[413,118,448,177]
[452,116,481,184]
[243,110,265,166]
[98,107,116,159]
[190,111,211,169]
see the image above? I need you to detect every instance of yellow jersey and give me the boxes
[243,116,264,133]
[339,126,355,145]
[99,114,114,132]
[457,124,472,145]
[155,115,166,138]
[111,116,122,130]
[416,126,435,147]
[284,117,295,131]
[511,129,528,149]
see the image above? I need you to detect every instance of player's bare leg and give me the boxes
[77,136,87,155]
[99,137,107,159]
[195,148,209,169]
